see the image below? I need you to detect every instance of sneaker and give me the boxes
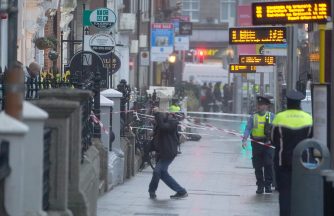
[149,192,156,199]
[170,191,188,199]
[265,186,272,193]
[256,186,264,194]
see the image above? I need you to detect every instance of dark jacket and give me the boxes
[153,112,179,160]
[271,109,313,169]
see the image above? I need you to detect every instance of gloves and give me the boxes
[242,139,247,149]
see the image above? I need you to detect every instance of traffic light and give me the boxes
[198,50,204,63]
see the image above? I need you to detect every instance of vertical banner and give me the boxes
[150,23,174,62]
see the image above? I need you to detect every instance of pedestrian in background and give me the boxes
[242,96,275,194]
[148,108,188,199]
[271,89,313,216]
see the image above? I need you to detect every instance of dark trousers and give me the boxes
[251,141,274,187]
[276,167,292,216]
[148,159,186,194]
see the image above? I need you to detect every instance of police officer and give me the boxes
[271,89,312,216]
[169,98,181,113]
[242,96,275,194]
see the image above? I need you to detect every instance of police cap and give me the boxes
[286,89,305,101]
[257,96,271,105]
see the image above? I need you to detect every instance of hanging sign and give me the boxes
[252,0,331,25]
[89,8,117,29]
[229,27,287,44]
[89,34,115,55]
[239,55,276,66]
[229,64,256,73]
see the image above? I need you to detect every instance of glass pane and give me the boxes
[192,2,199,10]
[192,11,199,20]
[182,11,190,17]
[221,4,228,20]
[230,3,236,18]
[183,2,190,9]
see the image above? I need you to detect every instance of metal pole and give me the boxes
[136,0,141,89]
[330,2,334,168]
[287,25,298,91]
[81,3,85,84]
[319,24,326,84]
[60,31,63,79]
[148,0,152,87]
[7,0,18,68]
[274,65,277,113]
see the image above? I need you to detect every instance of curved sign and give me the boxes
[89,34,115,55]
[100,52,121,75]
[89,8,117,29]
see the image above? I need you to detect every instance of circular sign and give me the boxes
[89,34,115,55]
[67,51,108,88]
[100,52,121,75]
[89,8,117,29]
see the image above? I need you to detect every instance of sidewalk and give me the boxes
[97,119,279,216]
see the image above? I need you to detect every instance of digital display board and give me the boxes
[229,27,286,44]
[229,64,256,73]
[239,55,276,66]
[252,1,331,25]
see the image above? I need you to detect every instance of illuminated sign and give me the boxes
[229,64,256,73]
[239,55,276,66]
[252,1,331,25]
[229,27,287,44]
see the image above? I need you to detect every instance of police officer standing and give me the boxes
[242,96,275,194]
[271,89,312,216]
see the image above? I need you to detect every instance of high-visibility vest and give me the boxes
[272,109,312,128]
[169,105,181,113]
[251,112,271,138]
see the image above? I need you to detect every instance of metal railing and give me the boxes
[42,129,52,211]
[0,69,99,163]
[0,140,10,216]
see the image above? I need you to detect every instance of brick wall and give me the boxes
[43,8,61,73]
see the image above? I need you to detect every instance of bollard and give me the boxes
[291,139,330,216]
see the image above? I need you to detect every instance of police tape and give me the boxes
[90,112,109,135]
[186,117,275,149]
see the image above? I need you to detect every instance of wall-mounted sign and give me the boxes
[99,52,121,75]
[229,64,256,73]
[239,55,276,65]
[89,8,117,29]
[252,0,331,25]
[175,36,189,51]
[89,34,115,55]
[151,23,174,62]
[67,51,108,88]
[179,22,193,35]
[229,27,287,44]
[140,51,150,66]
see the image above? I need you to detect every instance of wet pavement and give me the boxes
[97,117,279,216]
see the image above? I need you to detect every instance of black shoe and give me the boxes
[149,192,156,199]
[256,186,264,194]
[265,186,272,193]
[170,191,188,199]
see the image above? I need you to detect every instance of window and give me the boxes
[220,0,236,24]
[182,0,200,22]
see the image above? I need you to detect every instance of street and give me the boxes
[97,117,279,216]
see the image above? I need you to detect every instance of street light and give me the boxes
[168,54,176,64]
[167,54,177,86]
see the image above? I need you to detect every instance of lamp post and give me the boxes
[168,54,176,86]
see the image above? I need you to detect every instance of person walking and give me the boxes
[242,96,275,194]
[271,89,312,216]
[148,108,188,199]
